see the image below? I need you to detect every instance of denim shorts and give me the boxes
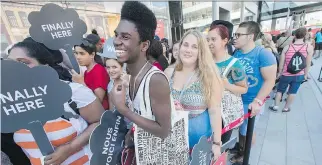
[239,103,264,136]
[277,75,304,94]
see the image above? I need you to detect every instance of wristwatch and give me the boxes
[254,98,264,106]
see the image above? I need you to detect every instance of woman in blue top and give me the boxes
[207,24,248,144]
[314,28,322,59]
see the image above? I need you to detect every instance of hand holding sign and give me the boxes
[190,136,212,165]
[190,135,237,165]
[1,60,72,155]
[89,110,127,165]
[28,3,87,73]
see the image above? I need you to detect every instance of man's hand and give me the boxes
[212,144,221,161]
[71,69,85,85]
[110,84,127,113]
[248,101,261,118]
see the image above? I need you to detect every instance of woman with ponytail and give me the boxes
[8,38,104,165]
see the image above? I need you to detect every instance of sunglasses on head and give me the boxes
[81,38,95,48]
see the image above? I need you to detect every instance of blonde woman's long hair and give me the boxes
[262,33,278,53]
[175,30,223,105]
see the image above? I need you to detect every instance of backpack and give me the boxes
[287,44,307,74]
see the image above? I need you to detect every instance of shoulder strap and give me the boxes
[279,36,290,48]
[291,44,306,52]
[142,69,162,118]
[65,81,80,115]
[223,58,238,77]
[68,99,80,115]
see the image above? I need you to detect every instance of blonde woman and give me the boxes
[165,30,223,159]
[262,33,278,54]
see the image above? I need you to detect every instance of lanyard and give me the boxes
[178,71,197,101]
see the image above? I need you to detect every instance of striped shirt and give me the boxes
[14,82,96,165]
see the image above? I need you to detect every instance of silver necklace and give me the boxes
[131,61,149,100]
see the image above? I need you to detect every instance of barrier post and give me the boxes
[242,111,256,165]
[318,67,322,82]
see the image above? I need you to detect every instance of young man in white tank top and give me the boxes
[110,1,172,141]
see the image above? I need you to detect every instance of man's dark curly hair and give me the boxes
[121,1,157,43]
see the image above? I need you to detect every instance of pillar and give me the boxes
[212,1,219,21]
[240,2,245,23]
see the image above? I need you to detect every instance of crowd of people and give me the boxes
[1,1,316,165]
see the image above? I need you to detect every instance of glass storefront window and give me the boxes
[181,1,259,35]
[259,1,322,36]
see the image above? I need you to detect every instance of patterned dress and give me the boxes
[169,71,211,149]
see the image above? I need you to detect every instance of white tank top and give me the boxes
[127,66,175,125]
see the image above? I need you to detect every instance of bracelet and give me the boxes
[254,98,264,106]
[212,141,222,146]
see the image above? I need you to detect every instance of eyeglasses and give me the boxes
[233,33,250,39]
[81,38,95,48]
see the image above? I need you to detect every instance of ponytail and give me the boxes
[94,55,104,67]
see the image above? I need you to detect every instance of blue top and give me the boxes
[233,46,276,104]
[316,32,322,43]
[216,56,246,84]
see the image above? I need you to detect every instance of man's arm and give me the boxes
[119,73,171,138]
[278,45,289,75]
[255,49,278,103]
[256,65,277,102]
[94,88,106,103]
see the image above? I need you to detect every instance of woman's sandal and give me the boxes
[282,108,291,112]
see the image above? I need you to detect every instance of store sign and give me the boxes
[155,19,165,39]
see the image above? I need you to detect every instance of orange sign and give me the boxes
[155,19,165,39]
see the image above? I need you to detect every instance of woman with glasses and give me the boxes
[230,21,277,163]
